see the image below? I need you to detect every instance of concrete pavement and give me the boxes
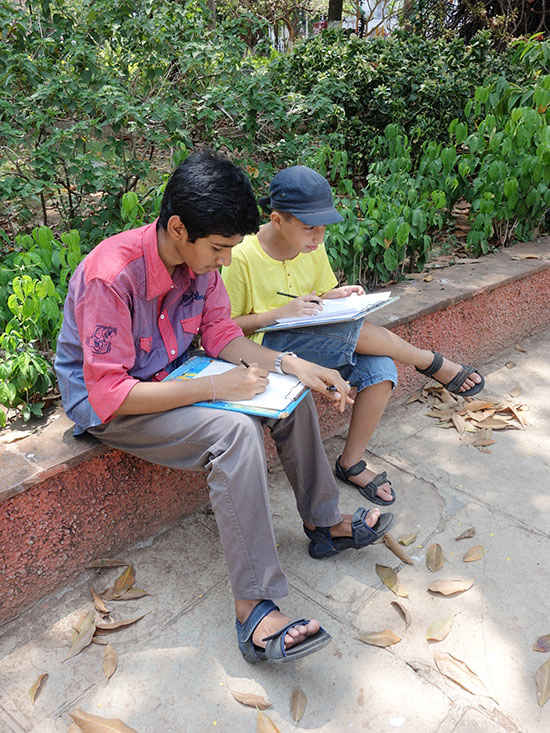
[1,327,549,732]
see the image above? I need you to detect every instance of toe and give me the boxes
[366,507,381,527]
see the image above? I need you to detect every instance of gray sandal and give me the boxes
[335,456,396,505]
[236,600,331,663]
[416,351,485,397]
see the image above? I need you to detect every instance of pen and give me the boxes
[240,359,250,368]
[276,291,322,304]
[326,385,338,392]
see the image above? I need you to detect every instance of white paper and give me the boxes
[275,291,392,325]
[197,360,304,411]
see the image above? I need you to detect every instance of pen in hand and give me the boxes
[276,290,322,304]
[326,385,338,393]
[240,359,250,368]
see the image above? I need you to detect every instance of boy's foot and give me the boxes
[235,601,320,651]
[336,457,393,502]
[417,351,482,393]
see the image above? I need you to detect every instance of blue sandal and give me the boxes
[416,351,485,397]
[236,600,331,663]
[304,507,394,559]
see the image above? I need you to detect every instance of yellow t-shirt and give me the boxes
[222,234,338,344]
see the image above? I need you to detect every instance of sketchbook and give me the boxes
[163,355,309,419]
[258,291,398,333]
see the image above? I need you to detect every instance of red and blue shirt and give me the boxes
[55,220,242,433]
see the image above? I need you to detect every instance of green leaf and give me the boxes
[383,247,398,272]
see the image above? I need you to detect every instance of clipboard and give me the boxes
[258,292,399,333]
[163,355,309,419]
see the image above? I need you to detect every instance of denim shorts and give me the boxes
[263,318,398,393]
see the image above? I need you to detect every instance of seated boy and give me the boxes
[54,151,394,665]
[222,166,484,505]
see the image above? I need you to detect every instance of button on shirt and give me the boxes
[55,220,243,434]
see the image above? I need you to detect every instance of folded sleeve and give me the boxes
[74,279,139,423]
[199,271,243,357]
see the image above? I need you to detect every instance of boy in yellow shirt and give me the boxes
[222,166,484,505]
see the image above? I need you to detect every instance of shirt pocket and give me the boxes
[139,336,152,353]
[180,315,201,334]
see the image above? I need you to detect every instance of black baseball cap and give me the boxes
[269,166,343,226]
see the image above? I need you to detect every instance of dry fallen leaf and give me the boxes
[111,565,136,598]
[257,710,281,732]
[434,652,493,699]
[463,545,484,562]
[426,616,454,642]
[391,600,411,629]
[90,586,110,615]
[358,629,401,647]
[424,274,433,282]
[290,687,307,723]
[428,578,474,596]
[69,708,137,732]
[534,634,550,653]
[451,413,467,434]
[376,564,408,597]
[398,533,417,546]
[29,673,48,703]
[229,688,271,710]
[383,534,414,565]
[536,659,550,706]
[95,613,148,634]
[103,644,118,681]
[86,559,129,569]
[455,528,475,541]
[426,544,444,572]
[66,611,96,660]
[514,344,527,353]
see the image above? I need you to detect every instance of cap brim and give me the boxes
[291,207,344,226]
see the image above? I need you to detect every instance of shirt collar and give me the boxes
[143,220,195,299]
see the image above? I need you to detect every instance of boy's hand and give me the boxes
[284,357,354,413]
[214,363,268,401]
[324,285,365,298]
[275,293,323,319]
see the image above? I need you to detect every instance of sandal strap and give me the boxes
[336,456,366,479]
[351,507,378,547]
[303,524,336,555]
[238,600,280,643]
[445,364,475,393]
[416,351,443,377]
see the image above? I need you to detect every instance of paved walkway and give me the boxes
[1,328,549,732]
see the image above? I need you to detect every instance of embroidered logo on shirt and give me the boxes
[87,325,117,355]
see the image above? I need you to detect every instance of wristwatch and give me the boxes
[273,351,297,375]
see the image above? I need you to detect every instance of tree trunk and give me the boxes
[328,0,344,22]
[207,0,216,29]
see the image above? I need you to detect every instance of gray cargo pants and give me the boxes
[88,393,341,600]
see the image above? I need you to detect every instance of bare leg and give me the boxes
[356,322,481,393]
[237,508,382,649]
[338,380,393,501]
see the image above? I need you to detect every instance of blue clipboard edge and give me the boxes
[163,354,310,419]
[257,295,400,333]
